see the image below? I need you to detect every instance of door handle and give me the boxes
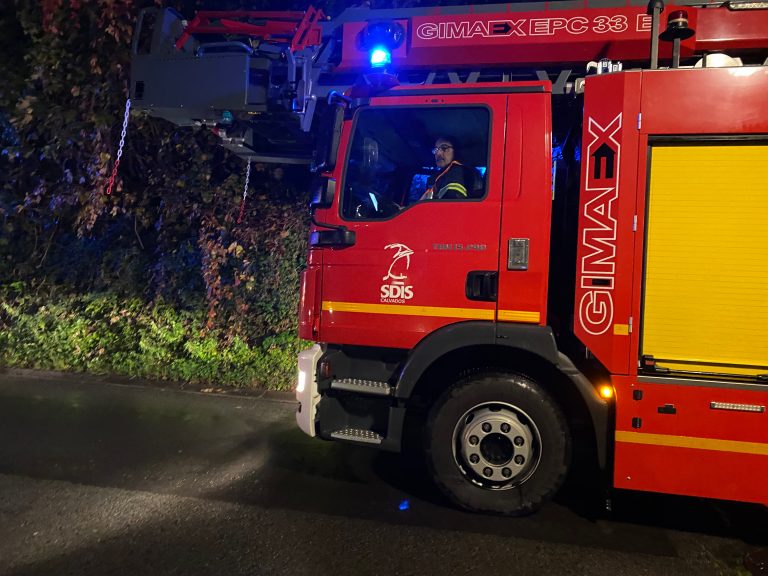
[466,271,498,302]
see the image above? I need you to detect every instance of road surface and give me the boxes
[0,371,765,575]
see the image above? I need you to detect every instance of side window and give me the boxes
[342,106,490,220]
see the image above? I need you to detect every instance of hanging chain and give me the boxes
[237,159,251,224]
[106,98,131,195]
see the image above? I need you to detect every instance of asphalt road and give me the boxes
[0,371,765,576]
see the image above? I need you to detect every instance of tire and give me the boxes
[425,371,571,515]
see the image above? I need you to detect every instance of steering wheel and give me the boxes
[353,189,400,218]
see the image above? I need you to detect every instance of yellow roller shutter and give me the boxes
[642,144,768,377]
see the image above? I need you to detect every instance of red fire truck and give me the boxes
[131,1,768,515]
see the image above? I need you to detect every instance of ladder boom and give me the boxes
[129,1,768,162]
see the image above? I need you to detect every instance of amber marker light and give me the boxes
[598,385,615,400]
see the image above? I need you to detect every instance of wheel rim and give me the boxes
[451,402,541,490]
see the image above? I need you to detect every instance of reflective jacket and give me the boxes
[422,161,468,200]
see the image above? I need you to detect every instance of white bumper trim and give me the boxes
[296,344,323,437]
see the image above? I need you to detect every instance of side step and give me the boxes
[330,378,393,396]
[330,428,383,445]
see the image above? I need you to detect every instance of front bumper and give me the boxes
[295,344,323,437]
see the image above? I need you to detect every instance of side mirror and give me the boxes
[309,228,356,248]
[312,103,344,173]
[309,176,336,210]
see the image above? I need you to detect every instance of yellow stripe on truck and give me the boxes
[322,301,541,323]
[497,310,540,323]
[616,431,768,457]
[322,301,495,320]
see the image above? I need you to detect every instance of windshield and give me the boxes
[342,106,491,220]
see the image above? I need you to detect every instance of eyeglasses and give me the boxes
[432,145,453,154]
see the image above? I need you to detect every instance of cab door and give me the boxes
[495,89,554,330]
[314,89,510,350]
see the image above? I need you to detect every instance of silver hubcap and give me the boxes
[452,403,541,489]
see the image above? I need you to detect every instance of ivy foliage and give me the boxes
[0,0,313,387]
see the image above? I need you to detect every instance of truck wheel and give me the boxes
[425,372,571,515]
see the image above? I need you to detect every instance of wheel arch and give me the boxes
[395,321,609,469]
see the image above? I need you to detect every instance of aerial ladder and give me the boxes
[130,1,768,163]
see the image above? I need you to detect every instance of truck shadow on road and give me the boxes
[255,427,768,559]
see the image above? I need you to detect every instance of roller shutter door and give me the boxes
[642,144,768,377]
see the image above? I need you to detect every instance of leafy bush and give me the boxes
[0,2,317,386]
[0,284,305,390]
[1,0,311,333]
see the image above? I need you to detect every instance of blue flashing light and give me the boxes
[370,46,391,68]
[398,499,410,511]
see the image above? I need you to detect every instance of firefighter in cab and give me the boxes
[422,136,473,200]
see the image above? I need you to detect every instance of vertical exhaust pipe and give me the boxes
[647,0,664,70]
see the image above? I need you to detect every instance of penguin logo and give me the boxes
[382,243,413,281]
